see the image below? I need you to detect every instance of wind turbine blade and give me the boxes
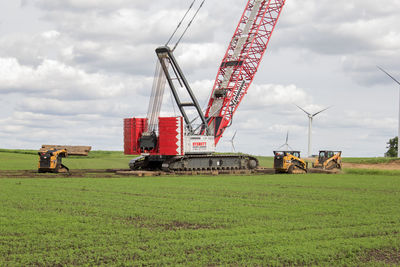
[377,66,400,86]
[294,104,311,116]
[312,106,331,117]
[232,130,237,140]
[278,144,285,149]
[285,131,289,144]
[232,143,236,153]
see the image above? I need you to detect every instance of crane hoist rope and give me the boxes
[146,59,168,133]
[165,0,196,47]
[164,0,206,51]
[145,0,206,134]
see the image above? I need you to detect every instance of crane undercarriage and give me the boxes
[130,154,258,172]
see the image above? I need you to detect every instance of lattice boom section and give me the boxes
[205,0,286,144]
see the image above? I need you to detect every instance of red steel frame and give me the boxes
[205,0,286,145]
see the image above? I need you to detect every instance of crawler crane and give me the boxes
[124,0,287,171]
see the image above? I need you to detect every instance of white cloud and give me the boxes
[276,0,400,85]
[41,30,60,39]
[0,57,135,100]
[241,84,311,110]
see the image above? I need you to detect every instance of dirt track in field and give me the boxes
[343,160,400,170]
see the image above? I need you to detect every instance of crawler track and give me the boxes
[130,154,259,172]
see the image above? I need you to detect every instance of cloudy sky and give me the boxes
[0,0,399,157]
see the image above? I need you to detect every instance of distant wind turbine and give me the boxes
[277,131,293,150]
[377,66,400,158]
[296,104,331,157]
[228,130,237,152]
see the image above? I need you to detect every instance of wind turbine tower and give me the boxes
[296,105,330,157]
[378,66,400,158]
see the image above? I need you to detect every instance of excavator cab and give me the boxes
[313,150,342,170]
[38,148,69,173]
[273,151,307,174]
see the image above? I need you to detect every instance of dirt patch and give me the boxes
[360,248,400,264]
[343,160,400,170]
[119,216,218,231]
[160,221,216,231]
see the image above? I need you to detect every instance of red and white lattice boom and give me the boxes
[205,0,286,144]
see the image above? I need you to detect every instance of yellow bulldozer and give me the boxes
[37,145,92,173]
[273,151,307,174]
[313,150,342,170]
[38,148,70,173]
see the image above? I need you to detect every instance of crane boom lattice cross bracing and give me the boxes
[205,0,286,144]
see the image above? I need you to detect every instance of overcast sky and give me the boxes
[0,0,399,157]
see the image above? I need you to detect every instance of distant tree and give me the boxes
[385,136,398,157]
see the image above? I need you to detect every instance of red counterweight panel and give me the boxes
[124,118,147,155]
[158,117,183,156]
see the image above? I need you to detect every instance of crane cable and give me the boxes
[165,0,196,47]
[172,0,206,51]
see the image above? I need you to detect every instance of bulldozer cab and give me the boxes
[274,150,301,166]
[273,151,306,174]
[318,150,341,164]
[38,148,69,173]
[314,150,342,170]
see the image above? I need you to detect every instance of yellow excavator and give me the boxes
[273,151,307,174]
[313,150,342,170]
[38,148,69,173]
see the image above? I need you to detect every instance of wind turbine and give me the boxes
[296,105,330,157]
[377,66,400,158]
[278,131,293,150]
[228,130,237,152]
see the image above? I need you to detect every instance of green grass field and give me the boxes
[1,149,400,265]
[342,157,399,164]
